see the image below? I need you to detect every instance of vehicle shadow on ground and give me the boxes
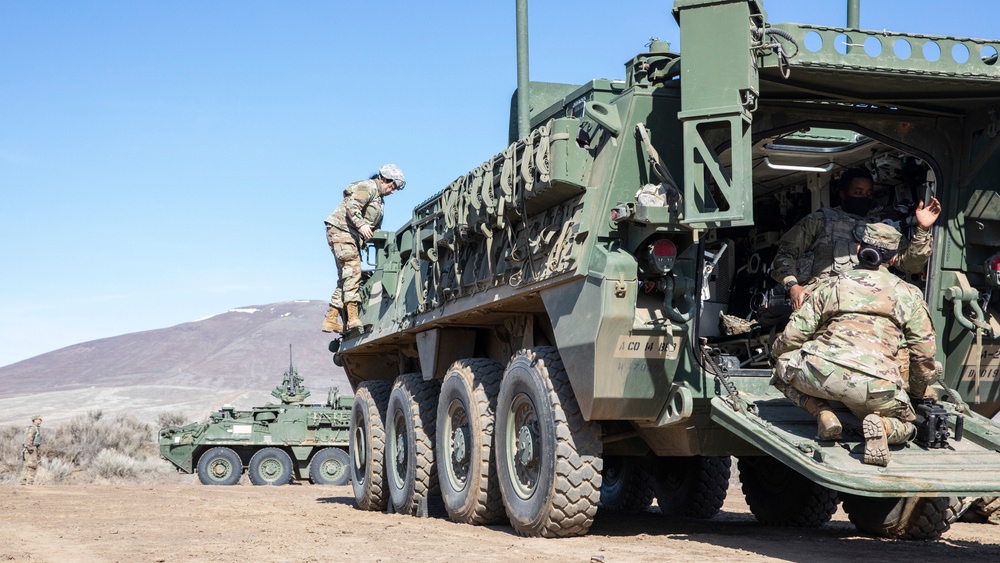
[316,491,452,518]
[312,493,998,559]
[315,492,355,507]
[589,508,999,561]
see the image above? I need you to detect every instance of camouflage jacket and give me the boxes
[771,267,938,395]
[771,206,932,287]
[24,425,41,447]
[325,179,385,244]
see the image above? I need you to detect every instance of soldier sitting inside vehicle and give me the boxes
[770,222,940,466]
[771,166,940,312]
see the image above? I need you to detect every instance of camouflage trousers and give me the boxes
[19,447,40,485]
[774,350,916,444]
[327,229,362,309]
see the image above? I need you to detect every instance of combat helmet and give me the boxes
[378,164,405,190]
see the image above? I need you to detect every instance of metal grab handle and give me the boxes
[944,286,994,335]
[944,286,994,403]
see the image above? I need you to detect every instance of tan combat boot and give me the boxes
[801,396,842,441]
[322,307,343,333]
[345,302,363,332]
[862,414,891,466]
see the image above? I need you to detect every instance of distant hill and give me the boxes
[0,300,348,427]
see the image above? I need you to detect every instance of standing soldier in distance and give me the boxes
[772,166,941,311]
[770,223,939,466]
[19,415,43,485]
[323,164,405,333]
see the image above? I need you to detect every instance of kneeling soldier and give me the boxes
[771,223,939,466]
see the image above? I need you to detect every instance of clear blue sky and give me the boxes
[1,0,996,367]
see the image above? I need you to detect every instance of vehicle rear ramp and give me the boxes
[710,391,1000,498]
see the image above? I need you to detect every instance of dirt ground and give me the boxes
[1,483,998,563]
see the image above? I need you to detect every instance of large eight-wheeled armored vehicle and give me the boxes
[159,363,353,486]
[333,0,1000,539]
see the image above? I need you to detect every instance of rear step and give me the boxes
[710,393,1000,497]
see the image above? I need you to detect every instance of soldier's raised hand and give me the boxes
[359,224,374,240]
[914,196,941,230]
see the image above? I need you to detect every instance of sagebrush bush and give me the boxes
[2,409,194,485]
[91,448,137,480]
[45,410,153,466]
[0,425,22,481]
[39,458,75,484]
[156,410,189,428]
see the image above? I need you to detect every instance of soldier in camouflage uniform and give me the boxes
[323,164,405,333]
[771,167,940,311]
[19,415,43,485]
[771,223,940,466]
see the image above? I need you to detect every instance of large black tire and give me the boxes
[387,373,441,515]
[600,456,655,512]
[495,347,603,538]
[738,456,838,527]
[649,456,730,519]
[248,447,294,486]
[197,447,243,486]
[351,379,392,511]
[310,447,351,486]
[841,494,962,540]
[436,358,506,525]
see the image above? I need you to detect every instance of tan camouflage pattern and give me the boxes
[771,206,932,287]
[719,311,757,335]
[328,235,362,309]
[771,267,938,442]
[325,179,386,308]
[20,424,41,485]
[325,179,385,245]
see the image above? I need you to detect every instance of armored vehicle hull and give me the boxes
[160,367,354,486]
[160,401,352,486]
[334,0,1000,538]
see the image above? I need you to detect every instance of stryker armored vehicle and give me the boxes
[159,362,352,486]
[332,0,1000,539]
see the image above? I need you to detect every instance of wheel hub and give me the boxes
[260,458,281,480]
[323,458,344,479]
[352,423,367,469]
[211,460,229,478]
[507,392,540,500]
[451,426,469,466]
[395,432,407,466]
[516,424,538,468]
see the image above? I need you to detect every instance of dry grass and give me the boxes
[156,410,190,428]
[1,409,189,485]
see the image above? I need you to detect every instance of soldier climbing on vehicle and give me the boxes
[322,164,405,334]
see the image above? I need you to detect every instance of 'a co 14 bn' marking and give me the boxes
[614,335,680,360]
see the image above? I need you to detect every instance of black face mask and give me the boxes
[842,196,874,216]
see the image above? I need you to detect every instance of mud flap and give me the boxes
[709,393,1000,498]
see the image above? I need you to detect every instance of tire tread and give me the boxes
[506,347,603,538]
[352,379,392,511]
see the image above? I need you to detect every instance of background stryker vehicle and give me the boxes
[332,0,1000,539]
[159,361,352,486]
